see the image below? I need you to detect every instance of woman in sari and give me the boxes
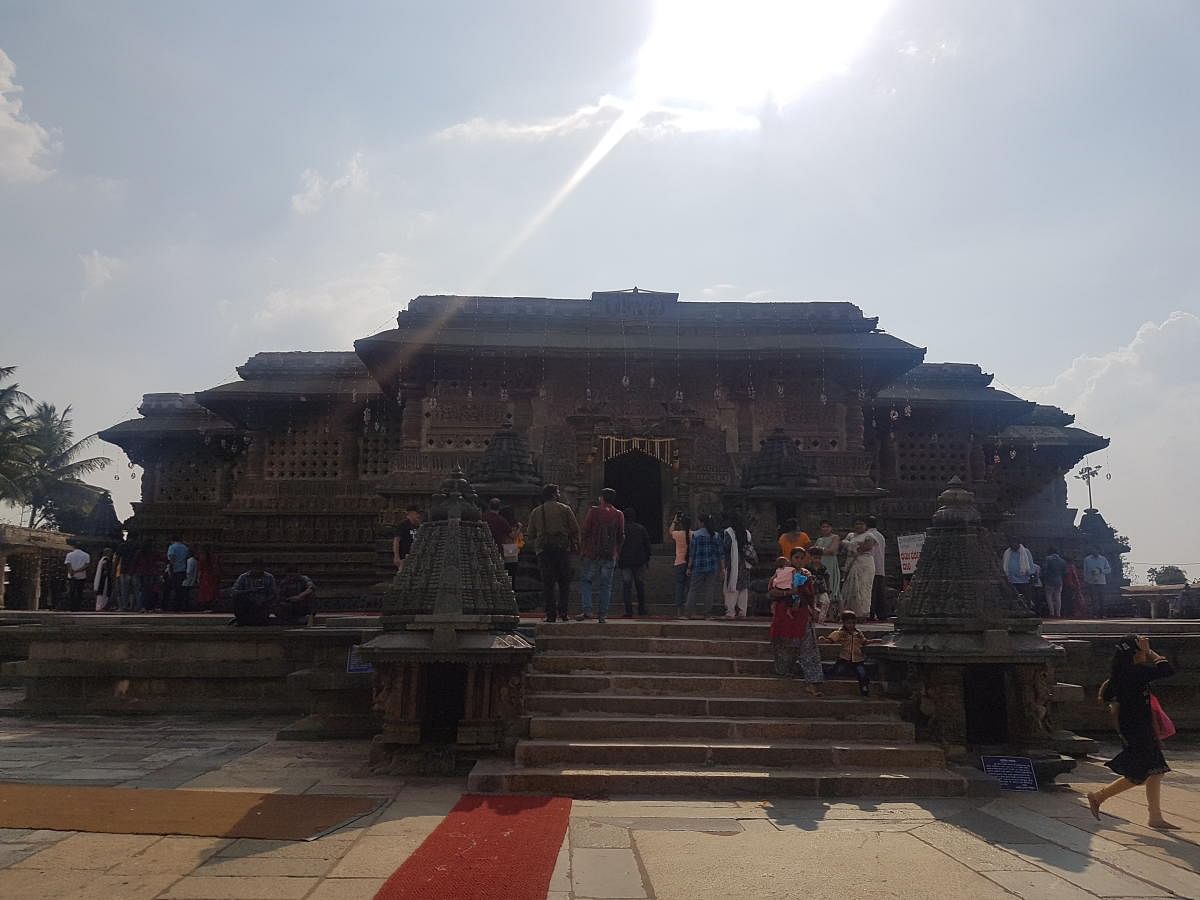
[811,520,842,612]
[768,548,824,695]
[841,519,876,618]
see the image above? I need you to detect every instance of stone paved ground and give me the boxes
[0,715,1198,899]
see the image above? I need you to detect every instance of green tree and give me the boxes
[16,402,110,529]
[1146,565,1188,586]
[0,366,35,504]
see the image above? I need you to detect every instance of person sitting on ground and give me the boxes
[275,564,316,626]
[230,558,278,626]
[821,611,881,697]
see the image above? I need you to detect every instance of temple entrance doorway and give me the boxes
[604,450,665,542]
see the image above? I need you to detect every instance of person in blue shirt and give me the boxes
[683,513,724,619]
[165,537,190,612]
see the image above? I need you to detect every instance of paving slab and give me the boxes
[1007,843,1163,897]
[108,836,230,874]
[159,874,320,899]
[591,816,744,834]
[217,837,356,861]
[571,819,633,848]
[982,801,1128,855]
[1096,847,1200,898]
[549,838,571,893]
[983,869,1108,900]
[11,832,160,870]
[633,829,1016,900]
[0,868,179,900]
[328,834,429,878]
[194,855,336,877]
[305,879,388,900]
[910,822,1039,872]
[571,847,648,899]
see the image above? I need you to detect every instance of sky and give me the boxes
[1,1,1197,579]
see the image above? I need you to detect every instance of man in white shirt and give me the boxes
[1083,550,1113,618]
[865,516,887,620]
[63,546,91,612]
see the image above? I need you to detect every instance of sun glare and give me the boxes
[474,0,890,285]
[636,0,892,114]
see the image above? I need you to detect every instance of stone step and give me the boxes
[528,715,915,743]
[538,620,894,640]
[526,672,871,699]
[531,648,853,675]
[515,739,945,769]
[467,760,969,798]
[526,692,898,719]
[536,635,776,658]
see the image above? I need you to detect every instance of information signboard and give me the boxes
[981,755,1039,792]
[346,646,374,675]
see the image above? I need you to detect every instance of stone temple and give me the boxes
[100,289,1119,607]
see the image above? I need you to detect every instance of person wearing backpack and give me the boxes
[721,511,756,618]
[525,483,581,623]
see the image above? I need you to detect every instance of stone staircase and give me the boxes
[468,620,973,798]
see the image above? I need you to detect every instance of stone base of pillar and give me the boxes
[455,718,503,748]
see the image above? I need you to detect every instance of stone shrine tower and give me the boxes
[359,469,532,770]
[876,477,1075,781]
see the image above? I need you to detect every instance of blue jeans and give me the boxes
[579,558,616,619]
[673,564,689,611]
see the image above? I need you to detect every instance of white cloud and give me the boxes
[256,252,407,343]
[290,152,367,214]
[0,48,57,184]
[79,249,125,295]
[698,283,774,301]
[1009,311,1200,579]
[435,94,759,143]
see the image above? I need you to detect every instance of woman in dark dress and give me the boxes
[1086,634,1178,829]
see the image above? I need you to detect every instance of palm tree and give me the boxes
[17,402,110,529]
[0,366,35,504]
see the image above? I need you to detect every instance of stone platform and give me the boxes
[469,620,980,799]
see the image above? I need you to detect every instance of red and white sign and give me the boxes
[897,533,926,575]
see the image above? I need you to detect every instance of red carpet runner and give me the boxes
[375,794,571,900]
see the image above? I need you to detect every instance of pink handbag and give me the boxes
[1150,694,1176,740]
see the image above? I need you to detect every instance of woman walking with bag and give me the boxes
[1086,634,1178,829]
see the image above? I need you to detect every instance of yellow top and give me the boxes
[826,628,868,663]
[778,532,811,561]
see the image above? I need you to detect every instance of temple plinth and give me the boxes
[876,477,1078,784]
[358,469,532,770]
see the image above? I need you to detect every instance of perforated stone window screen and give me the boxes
[155,457,221,502]
[264,428,343,480]
[896,434,969,483]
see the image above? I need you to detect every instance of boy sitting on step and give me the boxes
[820,611,880,697]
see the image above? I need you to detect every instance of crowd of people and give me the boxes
[58,538,315,626]
[1002,540,1115,618]
[61,537,222,613]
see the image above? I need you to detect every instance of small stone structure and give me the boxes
[876,477,1077,783]
[359,469,532,772]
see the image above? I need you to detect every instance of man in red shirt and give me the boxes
[576,488,625,623]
